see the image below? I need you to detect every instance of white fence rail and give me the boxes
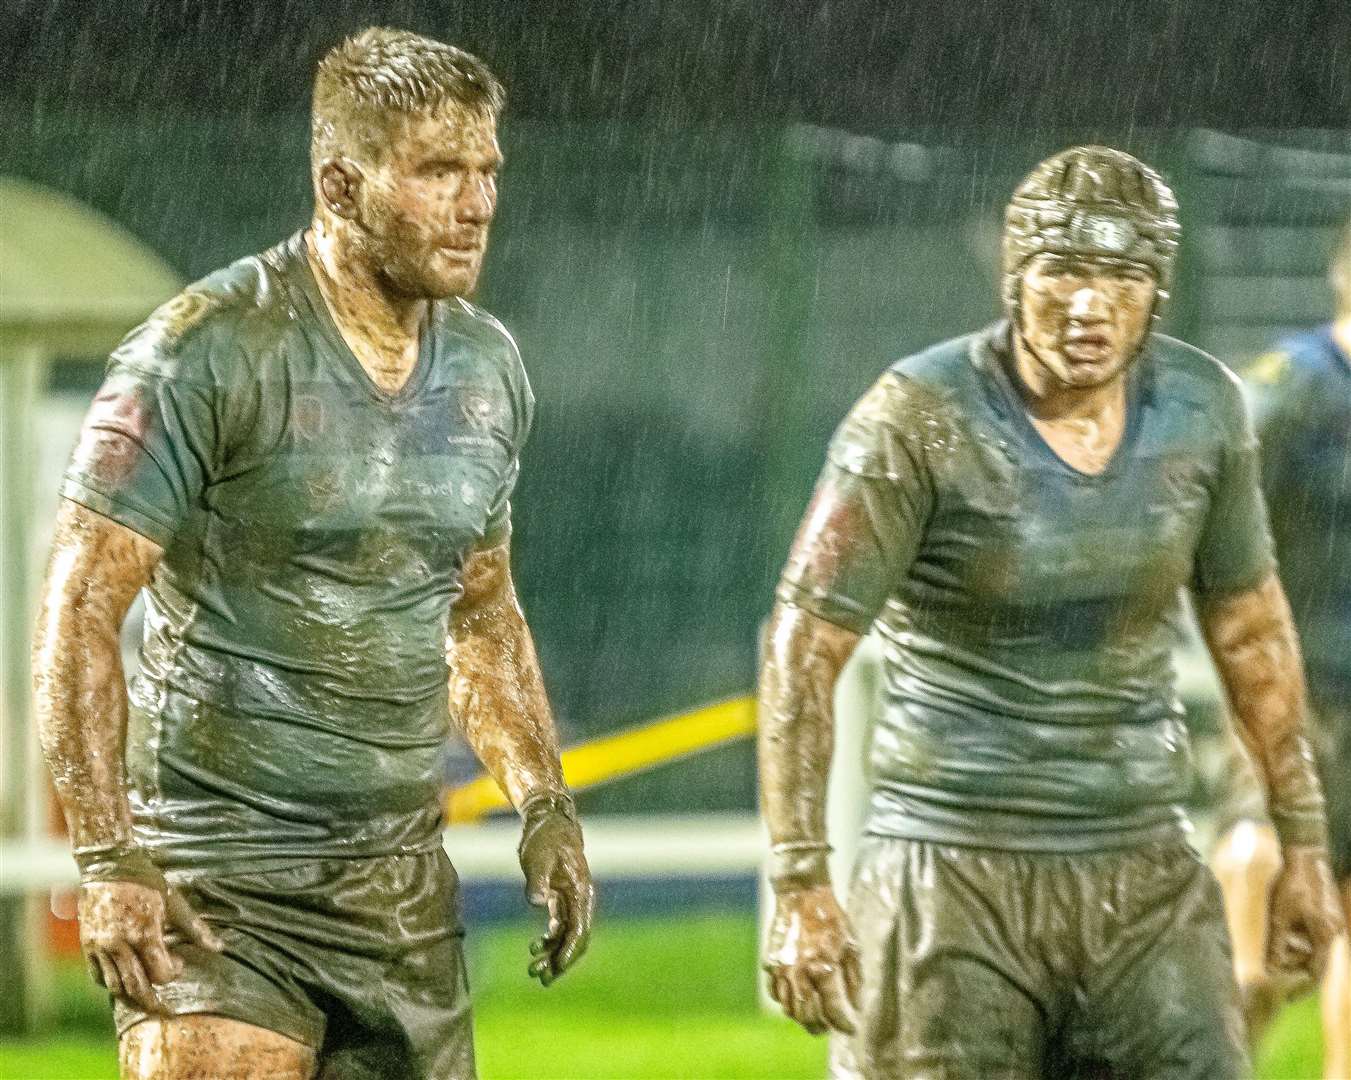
[0,813,767,895]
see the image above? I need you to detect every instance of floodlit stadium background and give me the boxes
[2,55,1348,1080]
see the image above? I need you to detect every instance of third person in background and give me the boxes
[1211,217,1351,1078]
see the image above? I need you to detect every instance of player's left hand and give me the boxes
[1267,843,1344,985]
[518,792,594,986]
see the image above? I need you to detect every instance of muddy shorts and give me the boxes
[114,849,475,1080]
[829,836,1249,1080]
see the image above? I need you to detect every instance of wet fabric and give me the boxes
[1243,327,1351,689]
[778,322,1275,852]
[61,231,533,871]
[828,837,1250,1080]
[114,850,475,1079]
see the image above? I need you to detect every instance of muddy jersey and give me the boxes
[779,322,1274,852]
[62,231,533,871]
[1244,328,1351,693]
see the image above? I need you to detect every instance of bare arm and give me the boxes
[447,542,567,809]
[33,499,219,1012]
[758,603,862,875]
[1198,571,1343,978]
[1198,573,1326,849]
[34,498,162,853]
[757,375,934,1035]
[447,541,592,983]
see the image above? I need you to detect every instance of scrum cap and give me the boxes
[1002,146,1181,312]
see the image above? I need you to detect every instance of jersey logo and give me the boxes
[455,387,496,430]
[145,289,219,346]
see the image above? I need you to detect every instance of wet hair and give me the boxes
[311,27,504,168]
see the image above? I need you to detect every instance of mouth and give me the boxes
[1062,332,1112,360]
[437,242,482,262]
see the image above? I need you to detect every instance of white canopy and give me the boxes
[0,174,182,355]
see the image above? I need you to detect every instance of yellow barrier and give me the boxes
[445,696,756,824]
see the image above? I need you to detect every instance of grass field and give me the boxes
[0,912,1327,1079]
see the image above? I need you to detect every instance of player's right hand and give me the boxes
[78,880,223,1013]
[764,884,862,1036]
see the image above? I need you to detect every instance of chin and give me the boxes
[1063,359,1128,388]
[418,270,479,301]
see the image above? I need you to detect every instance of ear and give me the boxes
[317,157,364,220]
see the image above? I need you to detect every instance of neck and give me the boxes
[1008,328,1128,422]
[305,215,427,344]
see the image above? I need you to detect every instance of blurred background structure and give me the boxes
[1,1,1348,1076]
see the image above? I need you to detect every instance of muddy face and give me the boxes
[1016,253,1156,392]
[351,104,501,301]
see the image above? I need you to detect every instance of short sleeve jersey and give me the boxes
[61,232,534,871]
[778,322,1275,851]
[1243,327,1351,694]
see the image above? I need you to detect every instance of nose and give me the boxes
[457,174,495,224]
[1067,284,1109,322]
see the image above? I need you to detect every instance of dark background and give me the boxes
[5,0,1347,814]
[4,0,1348,128]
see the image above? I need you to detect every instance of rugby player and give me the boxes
[33,27,592,1080]
[758,146,1343,1078]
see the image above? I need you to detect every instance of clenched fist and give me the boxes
[1266,844,1345,985]
[764,884,862,1036]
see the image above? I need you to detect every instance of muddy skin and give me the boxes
[1011,254,1156,475]
[34,501,225,1022]
[449,543,594,984]
[120,1015,316,1080]
[758,602,865,1036]
[1199,574,1346,981]
[307,102,501,394]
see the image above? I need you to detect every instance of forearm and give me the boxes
[448,589,567,811]
[32,513,145,852]
[757,603,861,885]
[1200,573,1327,848]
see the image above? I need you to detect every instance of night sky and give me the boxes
[3,0,1347,132]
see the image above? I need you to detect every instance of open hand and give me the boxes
[518,798,594,985]
[78,880,222,1013]
[764,884,861,1036]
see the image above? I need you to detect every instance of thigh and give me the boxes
[832,839,1049,1080]
[120,1015,316,1080]
[1085,852,1250,1080]
[316,851,475,1080]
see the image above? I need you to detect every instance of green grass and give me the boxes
[0,912,1326,1079]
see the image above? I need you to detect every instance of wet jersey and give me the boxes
[779,322,1274,852]
[1244,328,1351,692]
[62,231,533,872]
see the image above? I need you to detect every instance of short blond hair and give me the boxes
[311,27,504,168]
